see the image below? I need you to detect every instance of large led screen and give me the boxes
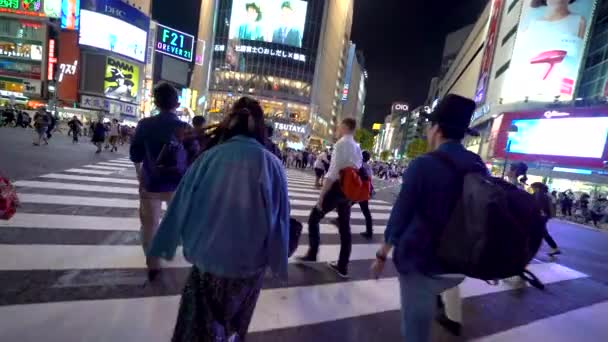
[229,0,308,48]
[79,10,147,63]
[502,0,595,103]
[508,117,608,158]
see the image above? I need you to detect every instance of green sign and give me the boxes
[0,0,19,9]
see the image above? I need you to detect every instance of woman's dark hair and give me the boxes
[202,96,266,152]
[531,0,576,8]
[245,3,262,21]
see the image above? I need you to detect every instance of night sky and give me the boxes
[352,0,488,128]
[152,0,488,129]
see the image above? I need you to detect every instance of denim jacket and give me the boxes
[148,136,291,279]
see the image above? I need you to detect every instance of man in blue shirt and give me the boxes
[130,82,191,280]
[371,94,487,342]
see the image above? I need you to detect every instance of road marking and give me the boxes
[0,263,587,342]
[40,173,139,185]
[0,243,382,270]
[64,168,115,176]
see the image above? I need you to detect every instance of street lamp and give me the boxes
[501,125,519,178]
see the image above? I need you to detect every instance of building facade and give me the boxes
[340,42,366,125]
[432,0,608,191]
[206,0,351,148]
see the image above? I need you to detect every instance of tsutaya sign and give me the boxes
[274,122,307,134]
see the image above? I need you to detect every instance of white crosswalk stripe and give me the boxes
[0,159,601,342]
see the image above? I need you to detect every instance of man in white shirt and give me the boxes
[296,118,362,278]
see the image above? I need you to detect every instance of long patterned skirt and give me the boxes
[172,266,264,342]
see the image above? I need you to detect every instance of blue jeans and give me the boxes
[398,272,465,342]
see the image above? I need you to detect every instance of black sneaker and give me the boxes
[294,254,317,264]
[147,269,161,282]
[327,262,349,279]
[436,314,462,336]
[360,232,373,240]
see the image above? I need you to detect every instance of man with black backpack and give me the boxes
[372,95,546,342]
[130,82,191,281]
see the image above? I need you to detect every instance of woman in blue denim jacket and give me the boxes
[148,97,290,341]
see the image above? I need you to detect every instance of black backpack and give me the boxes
[431,152,545,281]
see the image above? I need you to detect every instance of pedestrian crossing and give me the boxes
[1,157,607,342]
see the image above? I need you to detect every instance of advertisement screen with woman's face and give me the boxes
[502,0,595,103]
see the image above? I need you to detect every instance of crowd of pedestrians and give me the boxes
[124,86,564,342]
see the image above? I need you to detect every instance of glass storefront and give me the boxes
[0,18,46,83]
[207,91,310,124]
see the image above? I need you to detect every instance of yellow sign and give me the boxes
[407,138,428,159]
[372,123,382,130]
[103,56,139,103]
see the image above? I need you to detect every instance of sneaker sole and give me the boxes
[327,263,350,279]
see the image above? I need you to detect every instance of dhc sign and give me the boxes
[155,24,194,62]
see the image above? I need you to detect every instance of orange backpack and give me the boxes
[340,167,371,202]
[0,175,18,220]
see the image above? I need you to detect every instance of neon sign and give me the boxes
[0,0,44,16]
[155,24,194,62]
[543,111,570,119]
[47,39,56,81]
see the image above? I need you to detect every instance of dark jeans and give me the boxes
[307,183,352,272]
[543,218,558,249]
[358,200,373,235]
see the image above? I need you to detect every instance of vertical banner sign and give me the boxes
[47,39,57,81]
[474,0,504,104]
[342,44,356,102]
[155,24,195,62]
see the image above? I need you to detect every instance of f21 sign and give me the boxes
[155,24,194,62]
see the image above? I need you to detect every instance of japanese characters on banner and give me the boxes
[80,94,138,117]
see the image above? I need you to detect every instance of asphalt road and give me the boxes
[2,127,607,287]
[0,127,128,181]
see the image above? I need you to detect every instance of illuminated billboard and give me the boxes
[61,0,80,30]
[509,117,608,158]
[229,0,308,48]
[0,41,42,60]
[44,0,62,18]
[155,24,195,62]
[502,0,596,103]
[103,56,139,103]
[79,10,147,62]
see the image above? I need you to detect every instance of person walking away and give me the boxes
[32,110,50,146]
[265,124,282,159]
[359,150,374,239]
[302,150,310,169]
[313,150,329,188]
[506,162,528,189]
[91,121,106,153]
[68,116,83,143]
[531,182,562,257]
[371,95,486,342]
[148,96,289,341]
[296,118,362,278]
[130,83,192,280]
[108,119,121,152]
[46,112,57,140]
